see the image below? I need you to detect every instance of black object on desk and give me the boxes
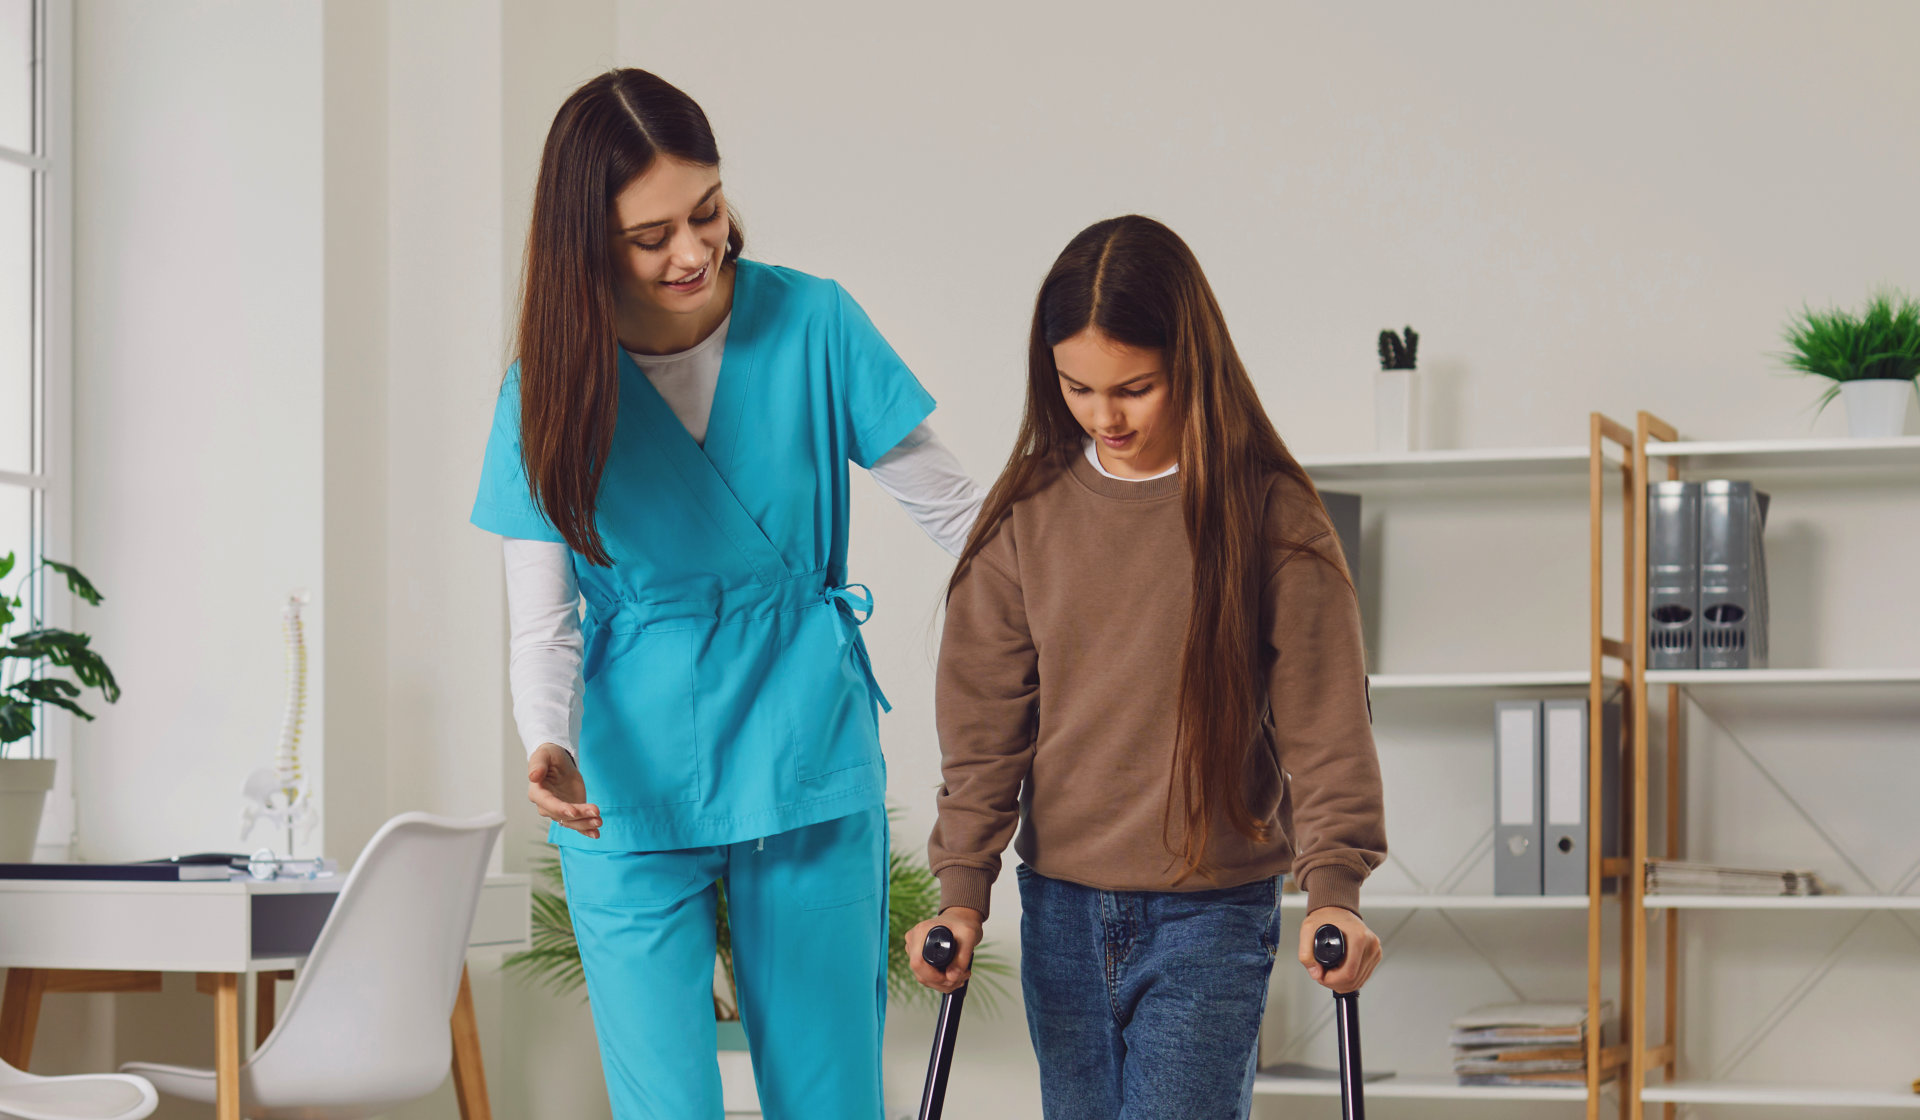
[0,852,247,881]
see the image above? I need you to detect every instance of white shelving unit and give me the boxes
[1643,435,1920,472]
[1276,426,1636,1116]
[1645,668,1920,686]
[1358,894,1595,911]
[1255,1072,1599,1102]
[1298,444,1605,481]
[1630,418,1920,1116]
[1280,428,1920,1114]
[1640,1082,1920,1110]
[1369,670,1593,690]
[1644,895,1920,911]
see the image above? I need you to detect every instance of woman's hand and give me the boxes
[905,907,984,994]
[1298,906,1382,993]
[527,743,601,839]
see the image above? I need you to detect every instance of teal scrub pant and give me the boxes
[558,806,889,1119]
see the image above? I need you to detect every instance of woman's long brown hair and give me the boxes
[951,215,1347,877]
[515,69,744,566]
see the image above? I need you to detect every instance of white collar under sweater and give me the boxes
[1083,438,1180,482]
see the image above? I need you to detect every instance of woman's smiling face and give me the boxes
[609,157,731,326]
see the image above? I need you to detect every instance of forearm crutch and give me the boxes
[915,925,968,1120]
[1312,923,1367,1120]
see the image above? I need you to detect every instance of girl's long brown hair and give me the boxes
[951,215,1346,877]
[516,69,744,566]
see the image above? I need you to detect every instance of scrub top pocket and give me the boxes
[581,626,702,808]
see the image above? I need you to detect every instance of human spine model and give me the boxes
[241,591,317,854]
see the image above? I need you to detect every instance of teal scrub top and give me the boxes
[471,260,936,852]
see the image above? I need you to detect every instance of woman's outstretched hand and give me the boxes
[1298,906,1381,993]
[906,907,983,995]
[527,743,601,839]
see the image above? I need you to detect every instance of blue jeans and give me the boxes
[1017,864,1282,1120]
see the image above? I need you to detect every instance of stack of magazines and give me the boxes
[1451,1002,1609,1088]
[1645,859,1826,896]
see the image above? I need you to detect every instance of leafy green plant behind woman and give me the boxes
[506,810,1012,1016]
[1779,290,1920,411]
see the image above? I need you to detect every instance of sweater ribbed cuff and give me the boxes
[936,866,995,921]
[1303,866,1365,920]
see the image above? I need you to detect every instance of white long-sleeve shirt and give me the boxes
[506,321,985,758]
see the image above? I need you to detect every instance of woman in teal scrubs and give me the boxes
[472,70,979,1118]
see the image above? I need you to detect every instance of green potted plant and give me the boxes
[1375,325,1419,453]
[0,554,119,862]
[506,814,1011,1112]
[1780,290,1920,438]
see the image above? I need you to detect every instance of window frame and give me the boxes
[0,0,74,854]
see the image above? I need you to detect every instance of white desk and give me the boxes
[0,872,530,1120]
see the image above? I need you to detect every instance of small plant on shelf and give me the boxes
[1373,325,1421,452]
[1377,325,1419,371]
[1778,290,1920,416]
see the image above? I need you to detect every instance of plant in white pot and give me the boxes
[1780,291,1920,438]
[1375,325,1419,453]
[0,553,120,862]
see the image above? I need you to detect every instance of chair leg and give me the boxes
[213,972,241,1120]
[450,964,492,1120]
[0,968,46,1070]
[255,971,276,1048]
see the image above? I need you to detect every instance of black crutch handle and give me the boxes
[1312,922,1349,972]
[917,924,969,1120]
[1313,923,1366,1120]
[923,924,959,972]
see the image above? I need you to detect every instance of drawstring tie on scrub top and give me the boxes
[823,583,892,713]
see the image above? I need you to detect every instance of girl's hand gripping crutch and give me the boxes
[915,925,968,1120]
[1313,923,1368,1120]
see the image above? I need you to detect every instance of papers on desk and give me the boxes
[1645,859,1827,896]
[1451,1001,1610,1088]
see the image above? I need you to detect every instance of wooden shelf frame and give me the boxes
[1630,411,1683,1120]
[1590,413,1641,1120]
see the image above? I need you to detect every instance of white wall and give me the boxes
[618,3,1920,1118]
[51,1,329,1101]
[71,0,327,864]
[321,0,391,875]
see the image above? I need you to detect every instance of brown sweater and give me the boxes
[928,453,1387,919]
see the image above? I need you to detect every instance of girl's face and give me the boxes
[1053,329,1179,478]
[609,157,730,323]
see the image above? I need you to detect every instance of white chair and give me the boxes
[0,1057,156,1120]
[121,811,505,1119]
